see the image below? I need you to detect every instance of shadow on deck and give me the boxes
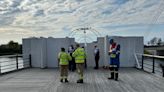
[0,68,164,92]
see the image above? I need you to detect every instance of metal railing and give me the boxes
[0,54,31,74]
[135,53,164,77]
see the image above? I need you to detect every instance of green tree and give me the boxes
[148,37,163,46]
[150,37,158,45]
[8,40,19,50]
[157,38,162,46]
[0,40,22,55]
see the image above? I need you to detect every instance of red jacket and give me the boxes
[111,43,116,49]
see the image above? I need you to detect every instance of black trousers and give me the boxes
[95,56,100,68]
[84,59,87,69]
[69,58,76,71]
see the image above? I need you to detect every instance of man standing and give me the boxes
[73,44,86,83]
[94,45,100,69]
[108,39,120,81]
[58,48,72,83]
[68,45,76,71]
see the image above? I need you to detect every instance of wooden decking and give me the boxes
[0,68,164,92]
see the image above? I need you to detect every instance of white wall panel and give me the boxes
[22,36,143,68]
[46,38,75,68]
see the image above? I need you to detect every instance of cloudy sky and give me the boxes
[0,0,164,44]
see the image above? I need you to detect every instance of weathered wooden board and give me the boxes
[0,68,163,92]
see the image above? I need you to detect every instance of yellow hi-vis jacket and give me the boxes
[72,47,86,63]
[58,52,72,65]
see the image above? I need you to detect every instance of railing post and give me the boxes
[142,55,144,70]
[160,64,164,77]
[162,68,164,77]
[29,54,32,68]
[16,54,19,70]
[0,62,1,75]
[152,56,155,73]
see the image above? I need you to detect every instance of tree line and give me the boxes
[0,41,22,56]
[147,37,164,46]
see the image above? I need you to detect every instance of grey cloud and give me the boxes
[47,8,76,15]
[0,16,15,26]
[101,6,119,15]
[62,26,71,31]
[112,0,130,5]
[142,0,158,8]
[0,0,23,15]
[55,0,67,3]
[10,0,22,7]
[33,9,45,17]
[75,0,84,2]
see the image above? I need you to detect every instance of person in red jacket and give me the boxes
[108,39,120,81]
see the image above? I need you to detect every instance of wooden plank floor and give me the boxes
[0,68,164,92]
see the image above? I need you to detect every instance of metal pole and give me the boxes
[162,68,164,77]
[16,54,18,70]
[0,61,1,75]
[160,64,164,77]
[84,30,88,69]
[84,30,87,47]
[29,54,32,68]
[142,55,144,70]
[152,56,155,73]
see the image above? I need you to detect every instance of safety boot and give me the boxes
[60,79,63,83]
[94,67,98,69]
[77,79,83,83]
[65,79,69,83]
[108,72,114,80]
[115,73,118,81]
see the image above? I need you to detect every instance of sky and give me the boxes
[0,0,164,44]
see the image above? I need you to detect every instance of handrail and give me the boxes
[0,60,16,63]
[135,53,164,77]
[0,54,22,58]
[0,54,31,74]
[136,53,164,59]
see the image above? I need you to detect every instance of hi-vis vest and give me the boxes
[110,53,116,58]
[58,52,72,65]
[72,47,86,63]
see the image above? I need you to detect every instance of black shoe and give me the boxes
[94,67,98,69]
[65,79,69,83]
[77,79,83,83]
[108,77,114,80]
[60,79,63,83]
[115,78,118,81]
[108,72,114,80]
[115,73,118,81]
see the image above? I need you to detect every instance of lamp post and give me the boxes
[84,30,87,47]
[79,27,90,48]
